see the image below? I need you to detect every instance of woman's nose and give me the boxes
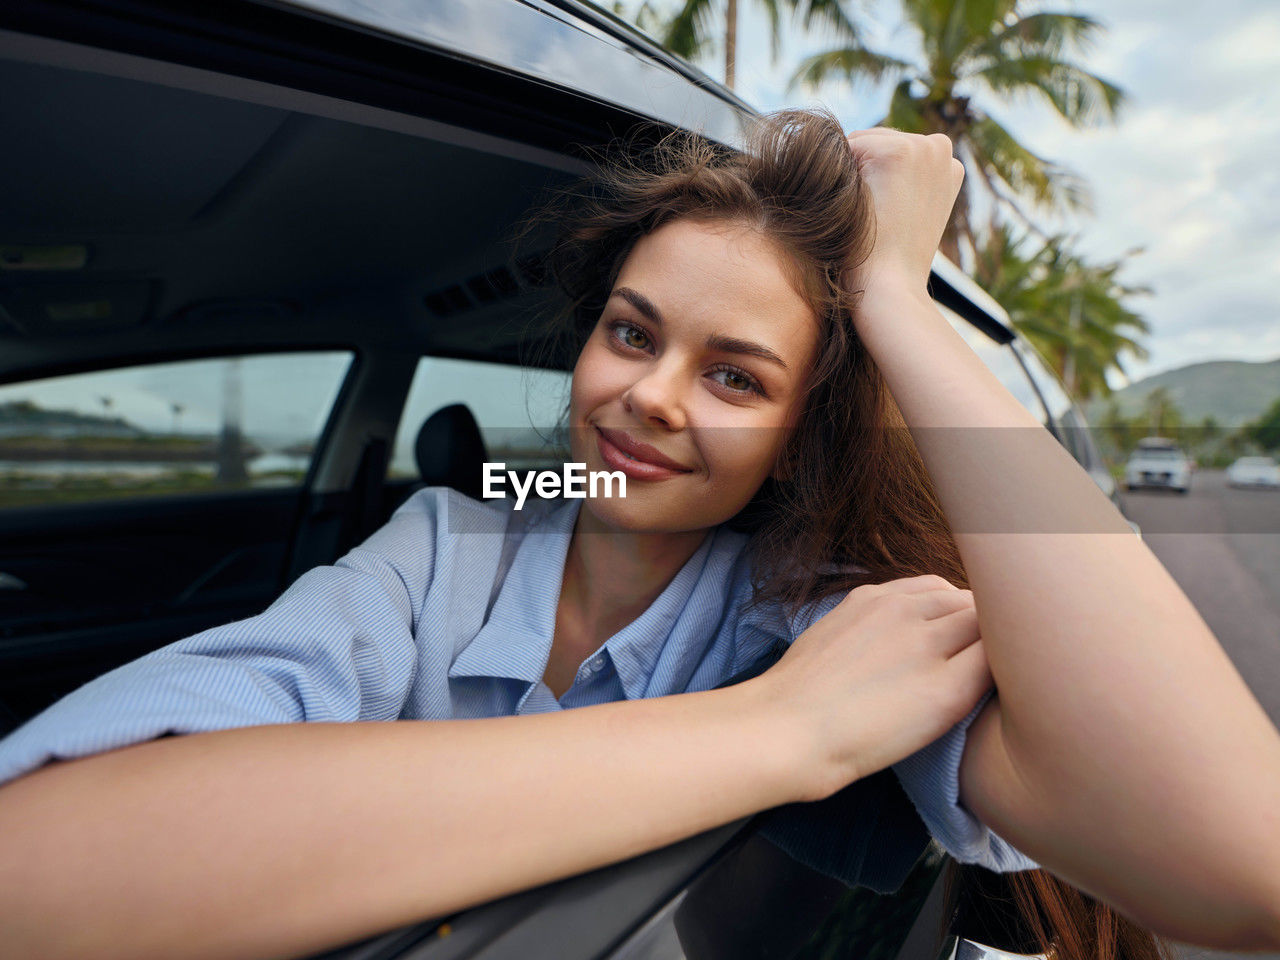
[622,362,687,431]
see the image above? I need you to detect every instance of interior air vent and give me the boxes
[484,265,519,297]
[465,275,498,305]
[423,252,552,320]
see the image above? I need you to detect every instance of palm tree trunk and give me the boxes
[724,0,737,90]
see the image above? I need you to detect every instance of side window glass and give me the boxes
[389,356,572,480]
[1056,406,1096,470]
[943,311,1048,422]
[0,352,352,510]
[1011,340,1072,422]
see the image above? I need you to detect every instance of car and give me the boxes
[1123,437,1192,494]
[0,1,1129,958]
[1226,456,1280,488]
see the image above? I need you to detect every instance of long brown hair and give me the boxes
[519,105,1171,960]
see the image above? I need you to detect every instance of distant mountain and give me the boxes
[0,399,145,439]
[1084,358,1280,427]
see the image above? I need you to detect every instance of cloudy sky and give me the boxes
[649,0,1280,384]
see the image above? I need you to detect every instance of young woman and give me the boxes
[0,108,1277,960]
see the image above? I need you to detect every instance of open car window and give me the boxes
[0,352,352,510]
[388,356,571,481]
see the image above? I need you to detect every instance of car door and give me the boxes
[0,351,355,731]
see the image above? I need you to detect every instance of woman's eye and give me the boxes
[710,365,764,396]
[610,322,651,351]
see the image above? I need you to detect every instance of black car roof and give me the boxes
[274,0,755,146]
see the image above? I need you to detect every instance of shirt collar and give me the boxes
[447,497,749,700]
[598,526,727,699]
[448,496,579,688]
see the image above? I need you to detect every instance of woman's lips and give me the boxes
[594,426,693,481]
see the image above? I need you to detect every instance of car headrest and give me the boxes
[414,403,487,501]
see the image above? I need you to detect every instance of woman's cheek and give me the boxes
[569,344,610,417]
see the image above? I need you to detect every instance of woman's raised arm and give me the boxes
[841,128,1280,949]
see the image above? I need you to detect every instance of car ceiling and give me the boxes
[0,54,578,367]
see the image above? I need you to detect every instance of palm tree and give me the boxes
[977,222,1150,402]
[791,0,1125,271]
[1142,386,1181,437]
[631,0,863,91]
[608,0,667,37]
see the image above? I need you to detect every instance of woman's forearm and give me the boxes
[0,680,804,960]
[854,278,1280,940]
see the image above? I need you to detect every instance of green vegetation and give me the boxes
[618,0,861,91]
[1248,397,1280,453]
[977,222,1149,401]
[0,398,294,507]
[0,398,140,433]
[1093,390,1280,468]
[0,470,306,511]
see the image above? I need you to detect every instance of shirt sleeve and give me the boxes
[891,688,1039,872]
[788,592,1040,874]
[0,486,447,788]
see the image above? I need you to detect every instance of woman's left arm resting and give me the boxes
[857,276,1280,950]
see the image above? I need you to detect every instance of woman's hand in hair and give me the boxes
[756,574,994,803]
[841,128,965,306]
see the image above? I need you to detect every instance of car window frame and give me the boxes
[0,344,365,509]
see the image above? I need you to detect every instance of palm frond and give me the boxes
[788,46,913,94]
[795,0,865,45]
[661,0,719,60]
[968,112,1093,213]
[979,226,1152,399]
[876,79,928,131]
[945,0,1017,64]
[971,56,1126,126]
[976,12,1105,61]
[758,0,784,63]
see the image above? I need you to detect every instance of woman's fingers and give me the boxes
[930,605,982,656]
[873,574,961,594]
[909,589,974,621]
[942,638,995,711]
[845,127,899,140]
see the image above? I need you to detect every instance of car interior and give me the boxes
[0,29,594,727]
[0,7,1058,958]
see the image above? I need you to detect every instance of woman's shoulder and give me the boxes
[734,555,873,641]
[390,485,515,536]
[339,486,519,596]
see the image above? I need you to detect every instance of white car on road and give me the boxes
[1124,438,1192,494]
[1226,456,1280,488]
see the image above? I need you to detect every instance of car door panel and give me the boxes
[0,489,304,729]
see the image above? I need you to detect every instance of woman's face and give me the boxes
[569,216,821,534]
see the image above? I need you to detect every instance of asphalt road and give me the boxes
[1120,469,1280,720]
[1113,469,1279,960]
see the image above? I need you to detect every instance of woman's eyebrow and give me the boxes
[610,286,789,370]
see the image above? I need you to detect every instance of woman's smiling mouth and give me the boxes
[594,425,694,480]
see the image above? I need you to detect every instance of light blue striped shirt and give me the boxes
[0,486,1036,873]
